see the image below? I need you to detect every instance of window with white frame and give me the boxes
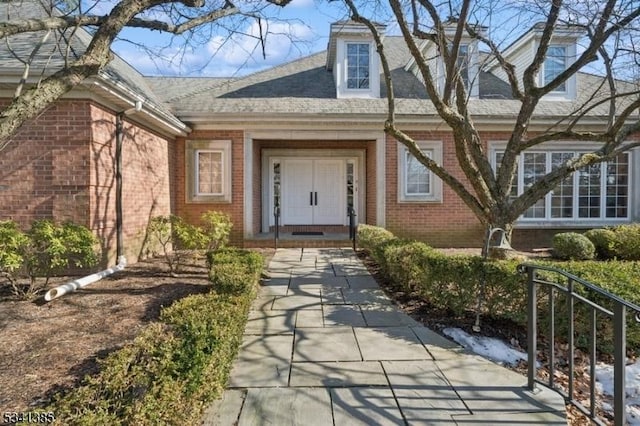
[544,45,567,92]
[186,140,232,203]
[456,44,470,90]
[346,43,370,90]
[494,150,630,221]
[398,142,442,202]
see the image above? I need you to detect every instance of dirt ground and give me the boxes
[0,255,217,414]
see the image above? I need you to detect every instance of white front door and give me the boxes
[281,158,346,225]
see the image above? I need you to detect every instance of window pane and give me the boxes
[544,46,567,91]
[578,162,601,218]
[605,153,629,218]
[456,44,469,89]
[346,43,370,89]
[550,152,574,218]
[523,152,546,218]
[405,150,431,196]
[495,152,518,201]
[197,151,223,194]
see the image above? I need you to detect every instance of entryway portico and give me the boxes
[241,130,386,240]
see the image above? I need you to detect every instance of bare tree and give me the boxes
[343,0,640,242]
[0,0,291,147]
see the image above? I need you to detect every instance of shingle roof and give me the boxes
[0,0,172,117]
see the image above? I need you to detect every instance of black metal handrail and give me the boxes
[518,263,640,426]
[348,207,357,251]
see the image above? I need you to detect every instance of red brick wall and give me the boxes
[89,104,174,264]
[0,99,91,228]
[385,131,484,247]
[175,130,245,245]
[0,100,174,265]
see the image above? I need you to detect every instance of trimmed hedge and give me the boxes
[552,232,595,260]
[51,249,262,425]
[611,224,640,260]
[356,225,640,354]
[208,248,263,294]
[584,228,617,260]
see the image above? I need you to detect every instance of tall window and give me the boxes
[456,44,469,90]
[196,150,223,195]
[494,150,630,221]
[398,142,443,202]
[346,43,370,89]
[544,45,567,92]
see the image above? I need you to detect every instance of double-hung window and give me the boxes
[346,43,370,90]
[196,150,223,195]
[186,140,232,203]
[398,142,442,202]
[456,44,470,90]
[494,150,630,221]
[544,45,567,92]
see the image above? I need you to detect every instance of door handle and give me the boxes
[315,192,318,206]
[310,192,313,206]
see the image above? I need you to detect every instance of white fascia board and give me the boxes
[89,76,190,136]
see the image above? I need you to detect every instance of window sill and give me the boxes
[398,197,442,204]
[515,218,631,228]
[187,195,232,204]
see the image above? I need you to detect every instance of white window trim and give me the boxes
[186,140,232,203]
[398,141,443,203]
[538,42,577,100]
[335,39,380,99]
[490,142,632,226]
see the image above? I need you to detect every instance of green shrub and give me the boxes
[200,211,233,252]
[357,224,396,256]
[51,249,262,425]
[552,232,595,260]
[0,221,28,286]
[0,220,98,299]
[382,241,434,293]
[208,248,263,294]
[147,212,233,274]
[611,224,640,260]
[585,228,617,259]
[535,260,640,353]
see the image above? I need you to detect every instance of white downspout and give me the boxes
[44,101,143,302]
[44,256,127,301]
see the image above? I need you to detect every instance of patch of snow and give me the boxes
[442,327,527,366]
[595,359,640,425]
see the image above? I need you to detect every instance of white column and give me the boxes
[376,133,386,227]
[243,133,253,238]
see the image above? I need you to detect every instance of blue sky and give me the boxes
[112,0,356,77]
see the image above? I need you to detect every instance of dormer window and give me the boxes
[326,21,383,99]
[347,43,370,89]
[456,44,470,90]
[544,45,567,92]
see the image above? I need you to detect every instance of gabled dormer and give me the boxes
[485,23,584,100]
[405,20,485,99]
[326,20,385,99]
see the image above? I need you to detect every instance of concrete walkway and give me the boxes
[202,248,567,426]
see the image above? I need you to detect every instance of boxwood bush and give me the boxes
[611,224,640,260]
[585,228,617,260]
[358,225,640,354]
[51,249,262,425]
[552,232,595,260]
[357,224,396,258]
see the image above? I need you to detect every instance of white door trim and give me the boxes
[262,149,365,231]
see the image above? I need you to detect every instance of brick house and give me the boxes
[1,8,638,264]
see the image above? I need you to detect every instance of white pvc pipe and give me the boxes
[44,256,127,301]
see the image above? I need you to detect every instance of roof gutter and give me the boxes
[91,77,191,136]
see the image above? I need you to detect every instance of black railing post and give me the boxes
[519,262,640,426]
[348,208,357,251]
[613,302,626,426]
[526,265,537,391]
[274,205,280,250]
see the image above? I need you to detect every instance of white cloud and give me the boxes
[203,20,314,75]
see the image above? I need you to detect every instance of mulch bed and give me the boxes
[0,256,214,413]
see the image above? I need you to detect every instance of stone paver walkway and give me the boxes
[202,248,567,426]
